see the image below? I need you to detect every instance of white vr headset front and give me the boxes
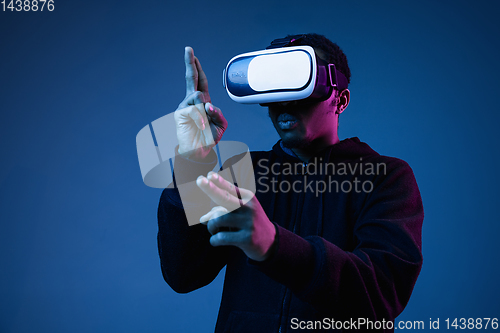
[223,46,348,105]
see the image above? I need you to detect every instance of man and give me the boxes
[158,34,423,332]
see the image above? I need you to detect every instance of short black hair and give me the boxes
[283,33,351,85]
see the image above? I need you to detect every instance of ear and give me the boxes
[336,89,350,114]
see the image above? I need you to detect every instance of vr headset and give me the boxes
[223,36,348,105]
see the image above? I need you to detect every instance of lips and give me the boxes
[277,113,297,122]
[277,113,298,130]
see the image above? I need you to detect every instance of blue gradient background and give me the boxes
[1,0,499,332]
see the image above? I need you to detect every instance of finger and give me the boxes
[200,206,228,224]
[206,212,243,235]
[205,103,228,128]
[184,46,198,95]
[204,173,242,207]
[196,176,241,210]
[195,56,209,97]
[210,230,246,247]
[178,90,207,109]
[207,172,238,197]
[207,171,253,202]
[235,186,254,202]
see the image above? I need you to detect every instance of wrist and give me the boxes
[257,223,278,262]
[177,146,212,162]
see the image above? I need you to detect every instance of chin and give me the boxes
[281,135,309,149]
[273,120,310,149]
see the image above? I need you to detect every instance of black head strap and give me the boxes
[266,35,348,91]
[266,34,307,49]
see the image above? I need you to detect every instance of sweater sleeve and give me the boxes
[248,159,423,321]
[157,150,230,293]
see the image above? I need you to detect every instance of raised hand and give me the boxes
[175,47,227,161]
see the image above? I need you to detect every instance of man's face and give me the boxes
[267,91,340,149]
[267,47,344,150]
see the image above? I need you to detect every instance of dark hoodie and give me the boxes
[157,138,423,332]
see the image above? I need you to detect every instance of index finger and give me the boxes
[208,171,253,203]
[207,172,239,198]
[196,175,242,211]
[184,46,198,95]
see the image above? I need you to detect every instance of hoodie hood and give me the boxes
[273,137,380,163]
